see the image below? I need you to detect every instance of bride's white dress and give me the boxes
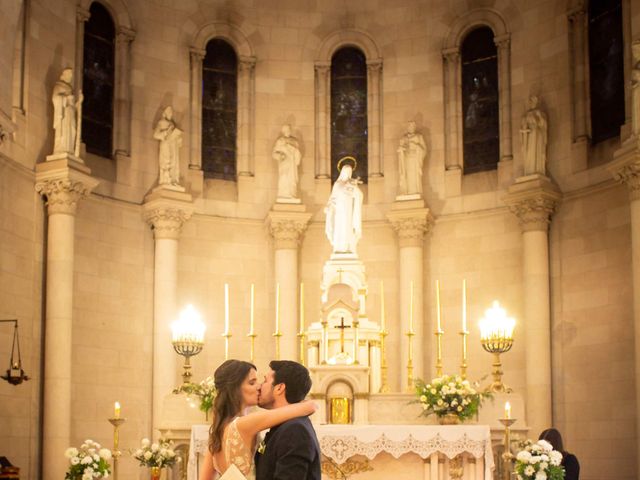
[213,418,256,480]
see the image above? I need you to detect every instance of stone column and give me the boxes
[267,206,312,361]
[495,34,513,163]
[189,48,205,171]
[143,189,194,435]
[35,157,98,480]
[387,200,433,391]
[609,144,640,476]
[314,63,331,180]
[442,48,462,197]
[505,175,561,436]
[114,26,135,157]
[367,60,383,178]
[237,56,256,176]
[74,6,90,92]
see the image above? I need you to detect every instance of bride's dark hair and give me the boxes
[208,359,256,454]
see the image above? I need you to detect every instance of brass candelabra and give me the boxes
[297,330,307,366]
[434,328,444,377]
[379,329,390,393]
[108,416,125,480]
[406,329,415,392]
[222,331,232,360]
[247,331,257,362]
[479,301,515,392]
[172,337,204,386]
[171,305,205,386]
[273,331,282,360]
[498,417,516,480]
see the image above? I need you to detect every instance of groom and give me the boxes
[255,360,321,480]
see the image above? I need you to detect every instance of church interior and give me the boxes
[1,0,639,479]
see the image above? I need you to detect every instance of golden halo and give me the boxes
[337,156,357,172]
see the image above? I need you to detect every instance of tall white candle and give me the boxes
[224,283,229,334]
[114,401,121,419]
[299,282,305,333]
[250,284,255,334]
[462,279,467,332]
[275,283,280,333]
[380,281,385,332]
[409,280,414,333]
[436,280,442,332]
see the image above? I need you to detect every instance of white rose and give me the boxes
[142,438,150,448]
[516,451,532,462]
[71,457,80,465]
[65,448,78,459]
[82,474,92,480]
[540,462,548,470]
[92,454,99,462]
[524,465,535,476]
[537,440,553,452]
[135,449,143,457]
[535,471,547,480]
[530,455,541,464]
[160,449,168,457]
[85,467,94,474]
[99,449,112,460]
[549,451,562,466]
[151,443,159,452]
[81,456,93,465]
[540,454,549,462]
[144,451,153,460]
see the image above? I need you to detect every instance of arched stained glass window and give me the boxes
[588,0,625,144]
[82,1,115,158]
[202,39,237,180]
[331,47,368,183]
[461,27,499,174]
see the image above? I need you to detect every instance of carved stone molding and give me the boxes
[504,175,562,232]
[386,207,434,247]
[116,26,136,44]
[507,196,558,232]
[35,178,92,215]
[267,211,312,249]
[610,152,640,201]
[144,207,192,240]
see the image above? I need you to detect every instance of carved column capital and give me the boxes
[116,26,136,44]
[505,175,562,232]
[76,6,91,23]
[35,179,92,215]
[143,207,193,240]
[267,211,312,249]
[366,60,382,75]
[442,47,460,63]
[609,148,640,200]
[386,208,434,247]
[315,62,331,75]
[239,56,257,72]
[189,47,206,63]
[494,34,511,50]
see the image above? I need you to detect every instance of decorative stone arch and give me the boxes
[76,0,135,158]
[442,9,512,194]
[314,30,383,181]
[189,23,256,178]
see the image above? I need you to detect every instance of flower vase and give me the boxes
[439,413,461,425]
[150,466,161,480]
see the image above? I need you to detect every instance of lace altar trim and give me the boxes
[320,432,488,464]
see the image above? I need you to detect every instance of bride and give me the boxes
[198,360,317,480]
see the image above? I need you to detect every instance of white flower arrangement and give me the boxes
[514,439,565,480]
[173,376,217,416]
[64,439,111,480]
[132,438,179,469]
[414,374,489,421]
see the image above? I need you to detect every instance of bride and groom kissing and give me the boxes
[199,359,321,480]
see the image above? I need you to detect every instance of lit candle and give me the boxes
[249,284,255,334]
[462,279,467,332]
[299,282,305,333]
[436,280,442,332]
[114,401,121,419]
[224,283,230,334]
[380,281,385,332]
[409,280,414,333]
[275,283,280,333]
[505,401,511,419]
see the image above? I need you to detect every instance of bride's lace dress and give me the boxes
[214,417,256,480]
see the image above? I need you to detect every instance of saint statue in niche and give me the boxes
[324,157,363,255]
[397,121,427,196]
[52,68,83,156]
[272,124,301,200]
[520,95,548,176]
[154,106,183,187]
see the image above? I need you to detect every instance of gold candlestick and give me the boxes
[222,332,232,360]
[297,331,307,366]
[273,331,282,360]
[247,331,257,362]
[108,417,125,480]
[498,417,516,480]
[406,330,415,392]
[460,329,469,378]
[379,329,390,392]
[434,328,444,377]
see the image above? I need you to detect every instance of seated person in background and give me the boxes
[539,428,580,480]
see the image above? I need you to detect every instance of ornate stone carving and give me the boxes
[35,178,91,215]
[116,26,136,45]
[269,217,310,249]
[144,208,192,240]
[612,160,640,201]
[508,196,558,232]
[0,123,7,146]
[388,213,434,247]
[189,47,206,64]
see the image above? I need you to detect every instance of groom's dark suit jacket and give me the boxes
[255,415,321,480]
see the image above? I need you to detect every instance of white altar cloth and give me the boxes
[189,424,493,480]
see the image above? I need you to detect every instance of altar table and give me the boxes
[188,424,494,480]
